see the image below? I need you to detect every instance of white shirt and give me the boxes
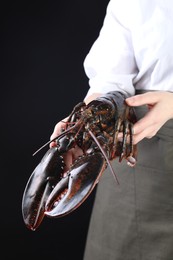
[84,0,173,97]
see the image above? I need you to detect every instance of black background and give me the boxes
[2,1,109,259]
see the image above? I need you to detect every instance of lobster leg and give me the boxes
[114,106,137,166]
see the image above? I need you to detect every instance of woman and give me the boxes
[51,0,173,259]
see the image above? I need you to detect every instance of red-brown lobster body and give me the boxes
[22,91,137,230]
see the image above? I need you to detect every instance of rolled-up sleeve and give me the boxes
[83,0,138,98]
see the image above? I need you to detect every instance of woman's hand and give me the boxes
[126,91,173,144]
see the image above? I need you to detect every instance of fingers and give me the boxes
[127,91,173,144]
[132,104,164,144]
[125,91,163,107]
[132,124,159,144]
[50,117,69,147]
[63,146,83,171]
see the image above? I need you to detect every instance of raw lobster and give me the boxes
[22,91,137,231]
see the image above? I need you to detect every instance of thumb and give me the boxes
[126,92,161,107]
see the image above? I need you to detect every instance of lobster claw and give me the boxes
[22,147,63,231]
[45,152,106,218]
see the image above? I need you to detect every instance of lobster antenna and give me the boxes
[88,130,119,185]
[32,138,56,156]
[32,125,77,156]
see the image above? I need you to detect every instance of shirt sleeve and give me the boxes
[83,0,138,98]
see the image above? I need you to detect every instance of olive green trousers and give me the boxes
[83,98,173,260]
